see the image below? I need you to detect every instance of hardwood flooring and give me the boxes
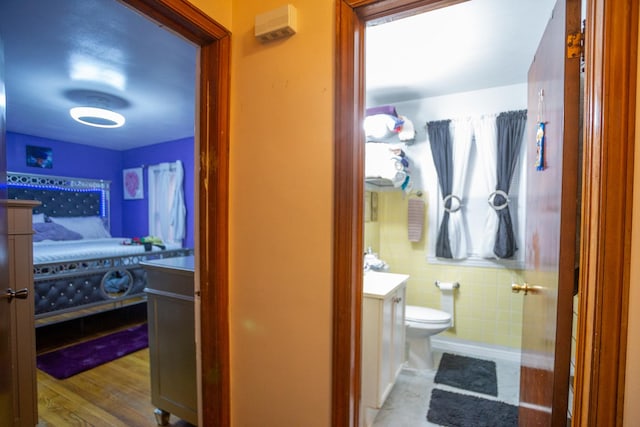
[35,309,193,426]
[37,349,191,426]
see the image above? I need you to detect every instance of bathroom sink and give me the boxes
[363,271,410,298]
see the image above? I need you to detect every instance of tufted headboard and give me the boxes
[7,172,111,229]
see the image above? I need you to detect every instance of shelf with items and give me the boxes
[364,105,415,144]
[364,141,412,193]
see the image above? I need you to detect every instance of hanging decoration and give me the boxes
[535,89,546,171]
[123,167,144,200]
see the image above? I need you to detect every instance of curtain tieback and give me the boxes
[488,190,510,211]
[442,194,462,213]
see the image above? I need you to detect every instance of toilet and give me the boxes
[405,305,452,370]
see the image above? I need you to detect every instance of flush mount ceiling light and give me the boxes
[69,106,126,128]
[65,90,129,129]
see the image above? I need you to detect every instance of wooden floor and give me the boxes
[38,349,189,426]
[35,310,194,426]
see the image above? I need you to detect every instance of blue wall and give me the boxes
[7,132,194,248]
[122,137,195,249]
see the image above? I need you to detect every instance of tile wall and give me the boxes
[364,190,525,349]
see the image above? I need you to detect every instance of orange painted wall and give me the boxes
[189,0,231,29]
[186,1,640,425]
[228,2,334,425]
[173,0,640,425]
[187,0,335,425]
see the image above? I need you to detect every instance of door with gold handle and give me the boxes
[1,288,29,302]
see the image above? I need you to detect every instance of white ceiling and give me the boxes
[366,0,557,105]
[0,0,557,150]
[0,0,197,151]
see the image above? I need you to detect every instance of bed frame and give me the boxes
[7,171,193,325]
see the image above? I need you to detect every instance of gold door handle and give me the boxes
[1,288,29,302]
[512,283,534,296]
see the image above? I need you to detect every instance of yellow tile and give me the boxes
[482,294,498,311]
[494,333,512,348]
[510,337,522,348]
[511,321,523,337]
[481,330,496,345]
[495,320,510,336]
[464,321,482,337]
[496,310,511,322]
[365,201,532,349]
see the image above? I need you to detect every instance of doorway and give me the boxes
[100,3,232,422]
[361,1,557,424]
[0,0,230,425]
[333,0,637,426]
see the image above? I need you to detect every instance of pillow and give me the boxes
[33,222,83,242]
[32,213,46,223]
[49,216,111,239]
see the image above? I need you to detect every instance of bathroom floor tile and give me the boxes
[371,350,520,427]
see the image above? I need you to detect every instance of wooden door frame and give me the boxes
[119,1,230,426]
[333,0,638,426]
[574,0,638,425]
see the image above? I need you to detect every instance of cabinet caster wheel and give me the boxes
[154,408,170,426]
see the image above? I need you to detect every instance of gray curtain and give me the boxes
[427,120,453,258]
[493,110,527,258]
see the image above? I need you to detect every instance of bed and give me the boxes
[7,171,194,325]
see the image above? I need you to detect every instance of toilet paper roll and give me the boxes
[436,281,458,291]
[436,281,458,328]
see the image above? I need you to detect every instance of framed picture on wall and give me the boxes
[123,167,144,200]
[26,145,53,168]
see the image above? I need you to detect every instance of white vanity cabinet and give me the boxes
[361,272,408,425]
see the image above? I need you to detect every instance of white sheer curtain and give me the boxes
[148,160,186,244]
[448,118,474,259]
[473,115,499,258]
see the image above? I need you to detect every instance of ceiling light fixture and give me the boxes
[69,106,125,128]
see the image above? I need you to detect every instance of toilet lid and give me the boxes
[405,305,451,325]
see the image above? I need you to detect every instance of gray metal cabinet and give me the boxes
[141,256,197,426]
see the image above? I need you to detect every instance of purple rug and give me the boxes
[37,323,148,379]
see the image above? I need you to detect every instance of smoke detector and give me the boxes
[255,5,297,43]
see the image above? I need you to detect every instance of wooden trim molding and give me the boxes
[198,35,231,427]
[574,0,638,425]
[354,0,468,24]
[120,1,231,426]
[333,2,365,426]
[118,0,228,42]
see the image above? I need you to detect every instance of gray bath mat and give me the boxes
[427,388,518,427]
[434,353,498,396]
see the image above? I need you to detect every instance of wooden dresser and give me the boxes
[140,255,197,426]
[7,200,39,426]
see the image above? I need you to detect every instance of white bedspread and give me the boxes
[33,238,182,264]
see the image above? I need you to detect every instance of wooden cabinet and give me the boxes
[140,256,197,426]
[7,200,39,426]
[361,272,408,426]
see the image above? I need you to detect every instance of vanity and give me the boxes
[361,271,409,427]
